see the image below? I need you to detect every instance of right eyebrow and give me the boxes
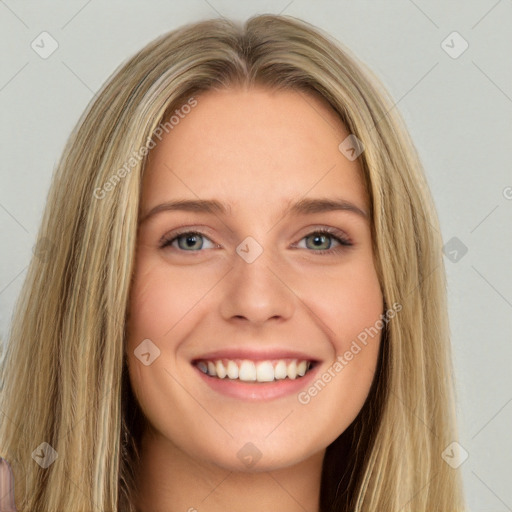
[139,199,230,225]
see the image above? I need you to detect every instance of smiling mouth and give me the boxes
[193,358,315,383]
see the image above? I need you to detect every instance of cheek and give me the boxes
[296,264,383,434]
[126,252,216,343]
[303,257,384,350]
[296,256,383,407]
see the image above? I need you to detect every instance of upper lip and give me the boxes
[191,348,320,363]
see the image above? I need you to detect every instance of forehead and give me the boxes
[141,86,368,217]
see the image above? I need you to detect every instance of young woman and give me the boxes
[0,14,466,511]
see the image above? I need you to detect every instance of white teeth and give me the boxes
[196,358,313,382]
[226,360,239,379]
[256,361,274,382]
[239,360,257,381]
[274,360,287,379]
[287,360,297,379]
[297,360,308,377]
[216,360,227,379]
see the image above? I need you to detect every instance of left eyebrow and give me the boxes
[287,197,368,219]
[138,197,368,225]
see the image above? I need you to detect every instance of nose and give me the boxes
[219,246,295,326]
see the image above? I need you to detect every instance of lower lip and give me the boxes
[194,364,320,401]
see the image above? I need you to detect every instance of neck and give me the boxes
[134,427,325,512]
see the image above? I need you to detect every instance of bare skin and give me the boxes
[126,86,383,512]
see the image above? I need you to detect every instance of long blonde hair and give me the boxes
[0,14,465,511]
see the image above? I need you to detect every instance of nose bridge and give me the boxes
[219,234,294,323]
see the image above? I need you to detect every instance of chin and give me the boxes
[184,431,324,474]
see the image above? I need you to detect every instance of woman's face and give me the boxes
[126,86,383,472]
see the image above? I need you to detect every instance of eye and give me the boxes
[294,228,353,255]
[159,230,216,251]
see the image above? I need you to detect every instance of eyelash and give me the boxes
[159,227,353,256]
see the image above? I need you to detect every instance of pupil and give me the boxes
[314,235,324,246]
[184,234,200,249]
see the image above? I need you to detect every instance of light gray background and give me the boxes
[0,1,511,510]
